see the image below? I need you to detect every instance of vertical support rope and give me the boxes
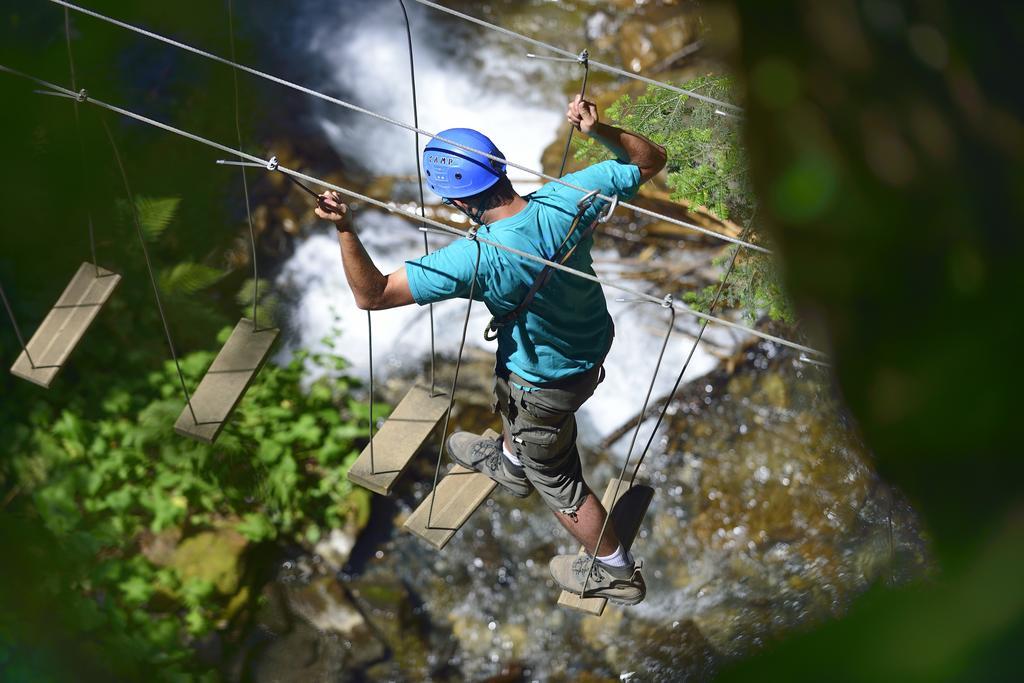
[580,225,751,597]
[557,51,589,178]
[426,233,482,527]
[627,228,749,488]
[367,309,376,473]
[0,281,36,368]
[887,495,896,585]
[580,300,675,597]
[64,7,99,277]
[99,116,198,425]
[397,0,438,396]
[226,0,262,331]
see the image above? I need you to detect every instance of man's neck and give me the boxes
[480,193,529,225]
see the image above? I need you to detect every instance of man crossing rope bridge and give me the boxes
[316,95,667,606]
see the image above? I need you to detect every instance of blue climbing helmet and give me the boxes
[422,128,507,199]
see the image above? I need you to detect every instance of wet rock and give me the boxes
[618,11,699,74]
[287,576,365,636]
[313,526,359,572]
[249,619,336,683]
[170,524,248,596]
[349,570,436,675]
[757,372,789,409]
[138,525,182,567]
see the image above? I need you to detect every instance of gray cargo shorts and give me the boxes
[492,364,605,514]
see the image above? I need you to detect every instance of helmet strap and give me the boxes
[444,198,487,226]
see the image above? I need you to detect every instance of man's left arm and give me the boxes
[316,192,415,311]
[567,94,667,183]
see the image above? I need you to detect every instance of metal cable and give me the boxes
[0,280,36,368]
[3,64,823,357]
[64,6,99,276]
[579,299,676,597]
[628,229,747,488]
[397,0,438,397]
[558,53,589,178]
[410,0,743,113]
[98,115,198,425]
[426,234,482,528]
[226,0,262,331]
[47,0,767,254]
[367,309,375,473]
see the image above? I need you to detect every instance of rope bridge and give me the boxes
[0,0,825,615]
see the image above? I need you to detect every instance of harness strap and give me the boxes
[484,191,615,341]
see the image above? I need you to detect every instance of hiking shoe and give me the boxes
[446,432,532,498]
[549,553,646,606]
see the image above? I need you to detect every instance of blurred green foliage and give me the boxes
[719,1,1024,681]
[0,1,371,678]
[2,338,372,679]
[575,76,795,324]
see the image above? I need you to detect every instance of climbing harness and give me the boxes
[483,191,618,342]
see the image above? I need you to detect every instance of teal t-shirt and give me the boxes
[406,159,641,384]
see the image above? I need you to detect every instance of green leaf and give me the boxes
[237,512,277,542]
[159,262,224,296]
[119,575,154,605]
[135,196,181,241]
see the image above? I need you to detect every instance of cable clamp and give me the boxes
[467,227,479,241]
[76,88,88,102]
[661,294,674,308]
[266,155,279,171]
[577,49,589,66]
[599,194,619,222]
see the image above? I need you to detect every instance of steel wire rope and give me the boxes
[226,0,263,331]
[579,298,675,598]
[410,0,743,114]
[397,0,439,397]
[47,0,767,255]
[425,233,482,528]
[0,281,36,368]
[98,115,199,425]
[578,225,747,597]
[367,310,376,473]
[2,63,823,357]
[63,6,99,276]
[557,51,590,178]
[627,225,749,489]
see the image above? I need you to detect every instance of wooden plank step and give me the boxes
[403,428,500,549]
[174,318,278,444]
[347,383,450,496]
[10,262,121,388]
[557,480,655,616]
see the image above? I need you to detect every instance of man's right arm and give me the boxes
[315,192,414,311]
[566,94,667,183]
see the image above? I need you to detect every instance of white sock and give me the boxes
[502,441,523,467]
[597,545,632,568]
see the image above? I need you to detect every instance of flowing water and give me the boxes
[246,2,929,680]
